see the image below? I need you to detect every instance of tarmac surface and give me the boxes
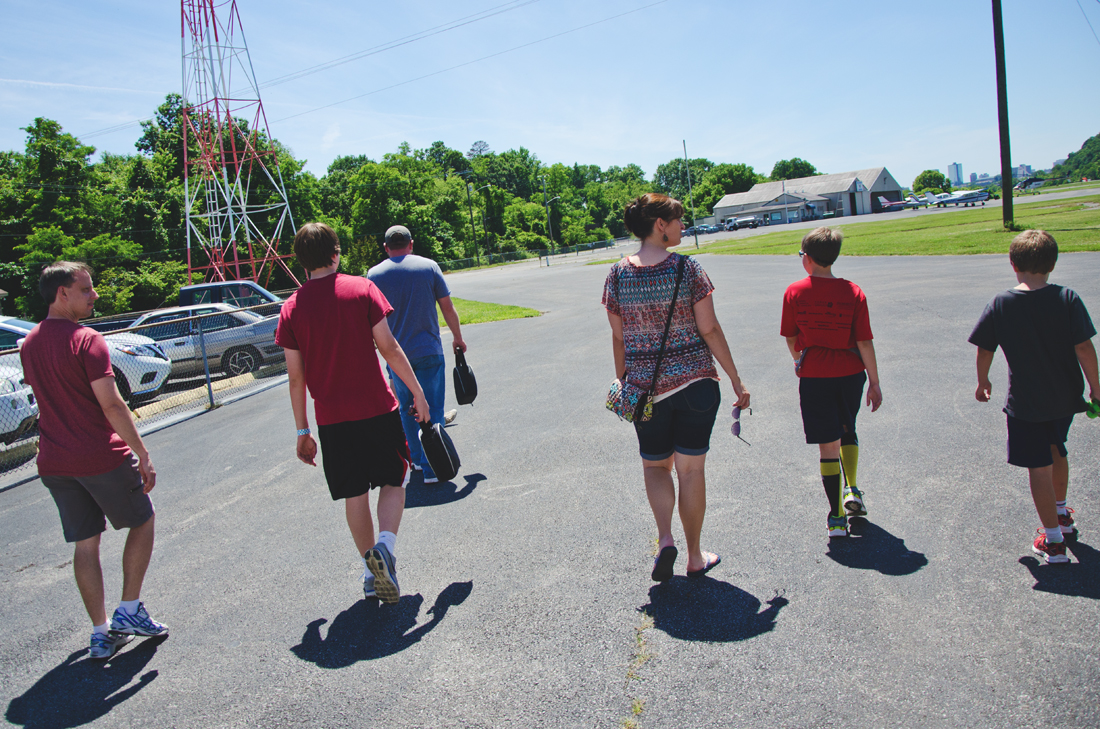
[3,249,1100,728]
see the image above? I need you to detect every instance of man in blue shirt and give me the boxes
[368,225,467,483]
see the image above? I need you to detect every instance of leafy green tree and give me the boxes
[912,170,951,194]
[20,118,97,236]
[467,140,491,160]
[135,93,190,181]
[693,163,763,213]
[1052,131,1100,182]
[770,158,819,181]
[653,158,714,204]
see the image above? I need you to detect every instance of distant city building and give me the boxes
[947,163,963,187]
[970,173,978,184]
[1054,158,1067,168]
[1017,164,1032,178]
[979,173,990,179]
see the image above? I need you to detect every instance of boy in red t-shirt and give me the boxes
[780,227,883,538]
[276,223,429,604]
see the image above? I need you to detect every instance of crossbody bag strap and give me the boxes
[647,255,687,397]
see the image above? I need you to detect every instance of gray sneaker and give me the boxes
[363,573,376,599]
[366,543,400,605]
[110,602,168,637]
[89,631,132,660]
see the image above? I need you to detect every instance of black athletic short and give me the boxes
[798,371,866,444]
[317,409,411,500]
[1006,414,1073,468]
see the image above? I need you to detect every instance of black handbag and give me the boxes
[452,348,477,405]
[418,420,461,482]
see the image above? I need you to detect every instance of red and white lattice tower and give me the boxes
[180,0,300,286]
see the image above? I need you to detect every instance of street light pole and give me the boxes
[684,140,698,248]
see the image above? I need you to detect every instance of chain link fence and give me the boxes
[0,303,287,488]
[437,237,625,271]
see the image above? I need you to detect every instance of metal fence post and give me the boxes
[196,316,216,408]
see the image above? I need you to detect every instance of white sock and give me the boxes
[377,531,397,554]
[1056,500,1067,516]
[118,599,141,615]
[1044,526,1064,543]
[93,622,110,637]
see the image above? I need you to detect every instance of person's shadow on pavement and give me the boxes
[826,519,928,576]
[5,635,166,729]
[1019,538,1100,599]
[640,579,788,642]
[291,581,473,668]
[405,473,484,508]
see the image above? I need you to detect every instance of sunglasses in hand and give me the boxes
[731,406,752,445]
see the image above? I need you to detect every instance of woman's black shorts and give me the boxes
[635,378,721,461]
[317,409,411,500]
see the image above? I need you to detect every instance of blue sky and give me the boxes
[2,0,1098,189]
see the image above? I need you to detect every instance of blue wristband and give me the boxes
[296,427,311,437]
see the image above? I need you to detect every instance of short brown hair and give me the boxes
[1009,229,1057,274]
[623,193,684,240]
[294,223,341,271]
[800,227,843,267]
[39,261,93,304]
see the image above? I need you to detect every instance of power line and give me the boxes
[77,1,541,141]
[275,0,673,123]
[260,0,540,89]
[1078,0,1100,48]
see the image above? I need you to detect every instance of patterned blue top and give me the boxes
[602,253,718,396]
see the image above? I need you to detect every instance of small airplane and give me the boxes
[877,195,926,212]
[923,189,990,207]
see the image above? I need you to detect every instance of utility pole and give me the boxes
[683,140,698,248]
[464,182,481,265]
[992,0,1014,228]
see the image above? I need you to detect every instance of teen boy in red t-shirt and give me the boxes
[276,223,429,604]
[781,227,883,538]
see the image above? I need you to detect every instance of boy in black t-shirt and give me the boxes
[969,230,1100,564]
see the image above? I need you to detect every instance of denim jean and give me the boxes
[388,354,446,476]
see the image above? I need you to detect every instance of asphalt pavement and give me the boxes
[2,250,1100,728]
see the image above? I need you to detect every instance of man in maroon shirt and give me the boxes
[277,223,429,605]
[21,262,167,660]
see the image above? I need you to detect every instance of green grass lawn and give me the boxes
[439,297,541,326]
[700,195,1100,256]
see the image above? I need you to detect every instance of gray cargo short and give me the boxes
[41,453,154,543]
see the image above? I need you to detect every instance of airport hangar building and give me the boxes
[713,167,904,225]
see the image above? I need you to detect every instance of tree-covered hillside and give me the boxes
[1052,131,1100,182]
[0,93,782,318]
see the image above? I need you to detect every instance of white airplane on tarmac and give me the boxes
[877,195,927,211]
[924,189,990,207]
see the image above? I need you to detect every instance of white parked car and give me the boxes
[0,363,38,445]
[0,316,172,405]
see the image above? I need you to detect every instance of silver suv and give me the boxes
[129,304,284,379]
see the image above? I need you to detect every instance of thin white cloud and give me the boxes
[0,78,157,94]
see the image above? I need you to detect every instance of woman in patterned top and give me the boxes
[603,193,750,582]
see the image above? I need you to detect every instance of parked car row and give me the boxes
[0,293,285,446]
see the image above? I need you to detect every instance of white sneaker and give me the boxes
[444,409,457,425]
[89,631,132,659]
